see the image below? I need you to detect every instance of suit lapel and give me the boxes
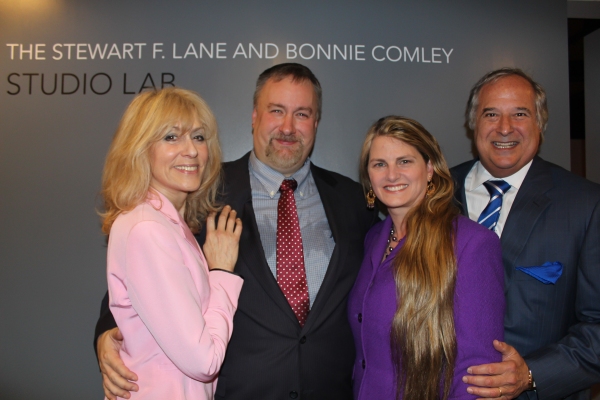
[501,157,552,285]
[226,154,301,326]
[301,164,346,332]
[451,159,477,217]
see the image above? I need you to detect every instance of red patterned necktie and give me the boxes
[276,179,310,327]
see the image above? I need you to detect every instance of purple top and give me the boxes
[348,215,505,399]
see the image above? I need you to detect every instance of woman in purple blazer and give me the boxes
[100,88,242,399]
[349,116,505,400]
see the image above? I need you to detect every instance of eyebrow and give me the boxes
[370,155,416,163]
[515,107,532,113]
[267,102,313,114]
[481,106,532,114]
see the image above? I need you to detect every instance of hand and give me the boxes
[97,328,138,400]
[462,340,531,399]
[203,205,242,272]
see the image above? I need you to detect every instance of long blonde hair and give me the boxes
[359,116,460,400]
[100,87,222,234]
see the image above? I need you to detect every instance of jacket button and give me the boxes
[300,336,306,344]
[358,313,362,323]
[289,390,298,399]
[362,359,366,369]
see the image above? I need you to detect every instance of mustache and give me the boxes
[270,133,301,144]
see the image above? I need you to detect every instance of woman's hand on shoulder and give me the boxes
[203,205,242,272]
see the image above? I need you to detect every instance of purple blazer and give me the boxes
[348,215,505,399]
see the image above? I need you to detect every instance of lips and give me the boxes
[493,141,518,149]
[174,165,198,172]
[384,184,408,192]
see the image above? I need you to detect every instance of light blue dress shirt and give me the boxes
[248,151,335,306]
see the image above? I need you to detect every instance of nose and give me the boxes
[387,164,400,181]
[498,115,513,135]
[279,114,295,135]
[182,135,198,157]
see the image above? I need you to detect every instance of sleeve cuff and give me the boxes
[209,268,242,278]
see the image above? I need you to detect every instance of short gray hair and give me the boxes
[466,67,548,141]
[253,63,322,122]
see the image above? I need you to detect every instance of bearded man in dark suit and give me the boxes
[95,63,376,400]
[455,68,600,400]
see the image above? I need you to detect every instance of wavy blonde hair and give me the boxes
[359,116,460,400]
[100,87,222,234]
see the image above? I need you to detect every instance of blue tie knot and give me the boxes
[483,180,511,197]
[478,180,511,231]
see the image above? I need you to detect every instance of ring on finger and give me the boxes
[498,387,502,397]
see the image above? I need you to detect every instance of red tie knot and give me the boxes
[280,179,298,193]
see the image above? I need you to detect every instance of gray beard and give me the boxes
[264,138,304,172]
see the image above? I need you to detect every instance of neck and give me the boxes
[389,213,407,240]
[150,187,187,218]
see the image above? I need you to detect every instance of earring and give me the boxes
[426,179,435,197]
[366,187,376,209]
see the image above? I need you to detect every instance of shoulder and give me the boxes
[310,162,379,231]
[310,163,363,193]
[539,158,600,197]
[111,202,169,237]
[223,153,250,173]
[453,215,501,253]
[450,159,477,182]
[310,163,377,219]
[220,153,252,204]
[365,218,387,243]
[527,158,600,217]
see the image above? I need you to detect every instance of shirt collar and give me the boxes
[146,189,186,226]
[467,159,533,192]
[249,151,312,199]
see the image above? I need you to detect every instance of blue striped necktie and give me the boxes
[478,180,511,231]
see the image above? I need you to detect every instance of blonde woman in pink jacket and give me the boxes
[100,88,243,400]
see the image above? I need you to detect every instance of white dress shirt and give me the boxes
[464,160,532,237]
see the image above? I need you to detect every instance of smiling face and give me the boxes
[474,75,541,178]
[368,135,433,223]
[149,119,208,213]
[251,76,318,176]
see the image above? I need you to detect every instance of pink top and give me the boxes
[107,191,243,400]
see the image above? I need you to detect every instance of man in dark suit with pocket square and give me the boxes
[95,63,377,400]
[455,68,600,400]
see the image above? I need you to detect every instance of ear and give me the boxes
[426,160,434,179]
[251,108,257,131]
[313,119,319,131]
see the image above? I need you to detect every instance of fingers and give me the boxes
[465,384,506,399]
[98,328,138,397]
[216,205,237,231]
[463,368,504,387]
[102,370,136,399]
[233,216,242,238]
[467,361,504,376]
[206,211,217,232]
[495,341,520,363]
[207,205,241,237]
[468,385,516,399]
[494,340,512,355]
[207,206,241,232]
[463,356,527,399]
[111,328,124,341]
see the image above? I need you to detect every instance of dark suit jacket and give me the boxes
[95,152,377,400]
[451,156,600,400]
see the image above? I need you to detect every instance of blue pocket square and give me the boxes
[516,262,563,284]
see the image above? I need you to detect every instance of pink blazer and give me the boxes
[106,191,243,400]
